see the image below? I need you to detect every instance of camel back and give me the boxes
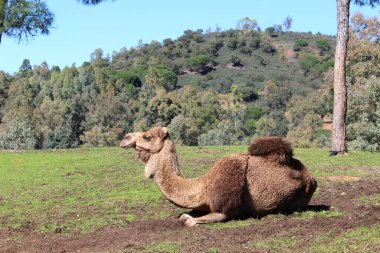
[248,137,293,157]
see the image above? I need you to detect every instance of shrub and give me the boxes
[314,134,331,148]
[167,114,199,146]
[186,55,210,72]
[250,37,261,49]
[254,113,288,137]
[240,47,252,56]
[0,120,39,150]
[293,39,309,51]
[239,87,258,102]
[227,38,238,50]
[43,127,79,149]
[116,67,146,87]
[229,55,243,67]
[80,126,119,147]
[245,105,265,120]
[243,118,257,135]
[315,39,331,54]
[265,27,276,37]
[299,55,319,73]
[261,42,276,54]
[198,120,242,146]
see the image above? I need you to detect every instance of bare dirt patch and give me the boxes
[317,176,361,182]
[1,179,379,253]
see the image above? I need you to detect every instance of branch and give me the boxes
[354,0,380,7]
[78,0,108,5]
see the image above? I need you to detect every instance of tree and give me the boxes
[0,106,38,150]
[293,39,309,51]
[79,0,108,5]
[167,114,199,146]
[265,26,275,37]
[186,54,210,72]
[331,0,350,154]
[0,0,54,43]
[331,0,380,155]
[237,17,260,33]
[315,39,331,55]
[0,0,106,44]
[345,13,380,151]
[283,16,293,32]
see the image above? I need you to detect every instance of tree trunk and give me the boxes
[331,0,350,154]
[0,0,8,44]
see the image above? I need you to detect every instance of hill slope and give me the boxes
[0,28,337,149]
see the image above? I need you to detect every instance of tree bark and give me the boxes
[332,0,350,154]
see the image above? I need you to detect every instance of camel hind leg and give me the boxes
[179,212,228,227]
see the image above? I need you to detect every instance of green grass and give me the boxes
[144,241,181,253]
[205,217,262,229]
[355,193,380,206]
[247,224,380,253]
[206,247,219,253]
[292,207,344,219]
[248,237,297,252]
[294,148,380,178]
[0,147,163,234]
[0,146,379,235]
[308,224,380,253]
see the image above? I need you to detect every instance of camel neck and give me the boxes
[153,141,208,210]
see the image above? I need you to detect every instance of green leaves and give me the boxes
[79,0,107,5]
[4,0,54,43]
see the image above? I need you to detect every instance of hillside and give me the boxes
[1,20,378,150]
[113,29,335,95]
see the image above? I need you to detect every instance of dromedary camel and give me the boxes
[120,127,317,227]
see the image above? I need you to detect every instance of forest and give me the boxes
[0,14,379,150]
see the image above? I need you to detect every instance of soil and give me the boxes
[1,179,379,253]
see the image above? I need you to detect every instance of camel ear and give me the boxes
[157,127,168,139]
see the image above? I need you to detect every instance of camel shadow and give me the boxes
[178,204,331,221]
[301,204,331,213]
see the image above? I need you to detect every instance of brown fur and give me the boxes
[248,137,293,157]
[120,127,317,227]
[207,154,249,213]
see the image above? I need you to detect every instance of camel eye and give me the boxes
[143,136,152,142]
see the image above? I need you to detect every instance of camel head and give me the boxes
[120,127,168,153]
[120,127,170,178]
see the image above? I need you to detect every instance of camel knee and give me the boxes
[182,212,228,227]
[179,213,193,223]
[184,218,199,227]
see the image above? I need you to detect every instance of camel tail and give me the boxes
[248,137,293,157]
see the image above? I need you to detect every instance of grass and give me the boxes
[295,148,380,178]
[205,217,262,229]
[248,237,297,252]
[207,247,219,253]
[292,207,344,219]
[0,147,164,234]
[245,223,380,253]
[355,193,380,206]
[246,223,380,253]
[0,146,379,236]
[144,241,181,253]
[308,224,380,253]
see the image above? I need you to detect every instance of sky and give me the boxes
[0,0,379,74]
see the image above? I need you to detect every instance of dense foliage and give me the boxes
[0,14,378,150]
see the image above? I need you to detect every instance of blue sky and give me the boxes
[0,0,379,74]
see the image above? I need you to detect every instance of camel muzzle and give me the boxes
[120,134,136,149]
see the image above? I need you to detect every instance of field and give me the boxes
[0,146,379,253]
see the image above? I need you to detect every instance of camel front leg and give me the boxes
[180,212,228,227]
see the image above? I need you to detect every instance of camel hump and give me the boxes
[248,137,293,157]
